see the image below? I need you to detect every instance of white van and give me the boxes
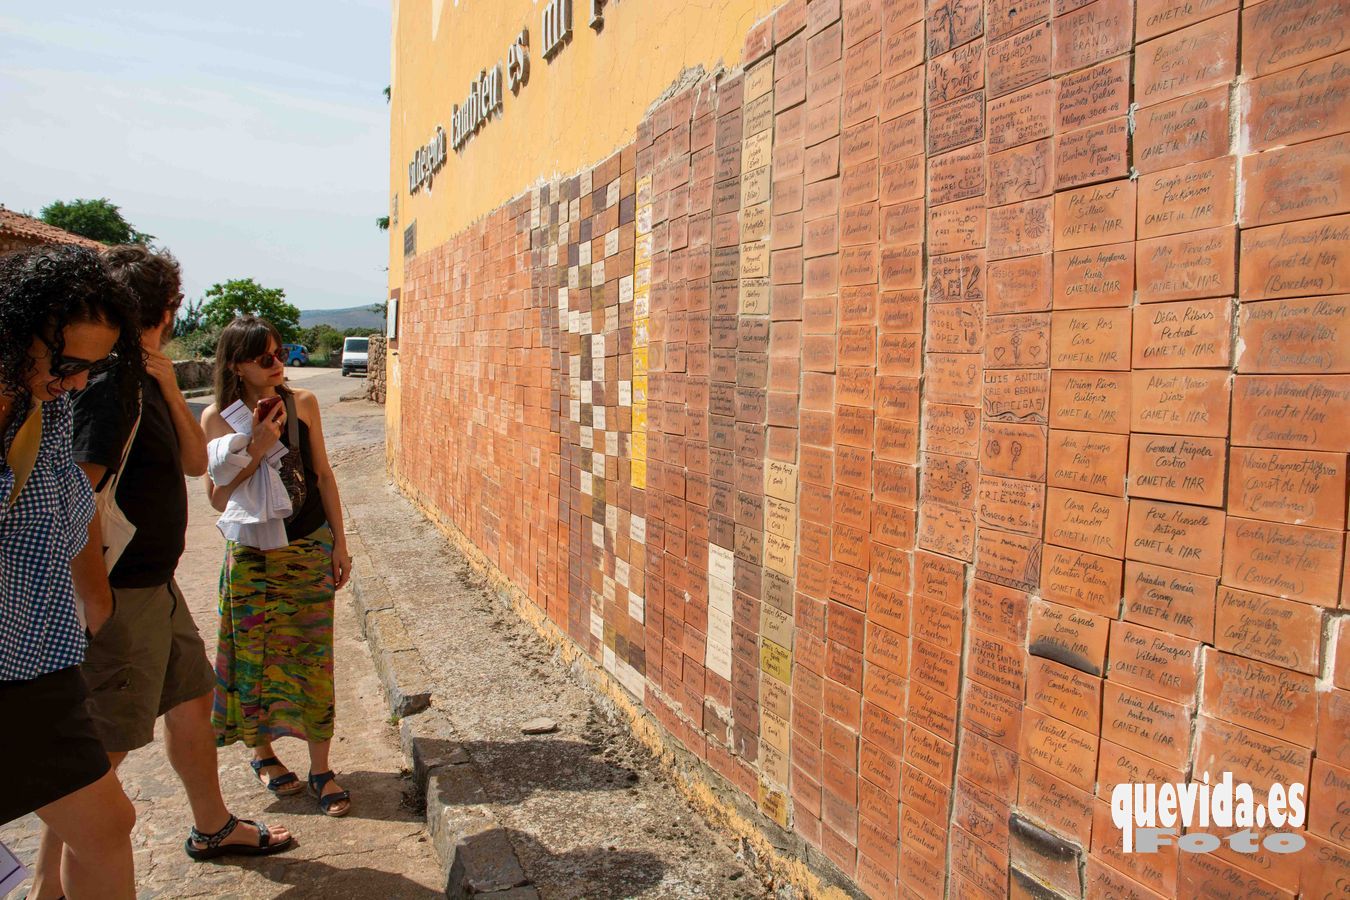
[341,336,369,377]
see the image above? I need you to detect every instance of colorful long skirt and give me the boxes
[212,524,336,747]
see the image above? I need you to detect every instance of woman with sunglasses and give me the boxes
[0,244,144,899]
[200,316,354,817]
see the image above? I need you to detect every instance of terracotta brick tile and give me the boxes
[1245,50,1350,151]
[1302,834,1350,900]
[962,677,1024,752]
[1132,86,1230,175]
[1084,857,1167,900]
[1057,56,1130,131]
[950,826,1009,897]
[958,727,1021,797]
[1052,0,1133,74]
[1178,851,1293,900]
[924,0,981,56]
[1092,800,1181,896]
[1241,214,1350,303]
[1135,12,1238,107]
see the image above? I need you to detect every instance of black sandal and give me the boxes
[250,756,305,796]
[184,814,294,861]
[307,771,351,818]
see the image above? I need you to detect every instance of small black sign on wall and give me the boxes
[403,221,417,257]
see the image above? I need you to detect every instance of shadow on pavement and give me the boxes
[426,738,642,807]
[250,857,444,899]
[503,828,667,900]
[244,768,424,824]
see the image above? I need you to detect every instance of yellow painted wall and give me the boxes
[385,0,783,461]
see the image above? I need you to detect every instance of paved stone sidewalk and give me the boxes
[342,450,776,900]
[1,380,442,899]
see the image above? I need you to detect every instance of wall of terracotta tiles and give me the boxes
[391,0,1350,895]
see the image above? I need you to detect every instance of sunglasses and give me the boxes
[246,350,284,369]
[51,352,119,379]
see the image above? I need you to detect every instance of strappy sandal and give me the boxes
[250,756,305,797]
[184,814,294,861]
[307,770,351,818]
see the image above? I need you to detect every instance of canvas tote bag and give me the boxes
[97,390,142,573]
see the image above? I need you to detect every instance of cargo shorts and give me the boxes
[81,580,217,753]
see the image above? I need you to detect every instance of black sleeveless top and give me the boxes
[282,414,326,542]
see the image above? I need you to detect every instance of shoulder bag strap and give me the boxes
[100,387,143,496]
[282,392,305,480]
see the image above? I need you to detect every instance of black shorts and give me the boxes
[0,665,110,825]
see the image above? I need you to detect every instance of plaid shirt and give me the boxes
[0,395,94,681]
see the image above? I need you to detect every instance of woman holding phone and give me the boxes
[0,244,144,898]
[200,316,354,817]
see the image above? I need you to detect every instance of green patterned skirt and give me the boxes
[212,524,336,747]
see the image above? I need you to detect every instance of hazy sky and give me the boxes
[1,2,390,311]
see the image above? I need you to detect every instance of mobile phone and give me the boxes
[256,396,282,419]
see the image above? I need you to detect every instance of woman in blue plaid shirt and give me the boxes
[0,244,144,900]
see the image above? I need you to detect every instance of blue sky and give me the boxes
[0,2,390,311]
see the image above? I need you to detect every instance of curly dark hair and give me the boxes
[0,243,144,413]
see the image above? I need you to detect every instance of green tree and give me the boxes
[376,215,390,231]
[173,297,206,338]
[40,198,154,245]
[200,278,301,342]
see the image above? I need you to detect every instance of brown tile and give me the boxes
[1128,433,1226,507]
[1054,117,1129,190]
[1215,584,1324,675]
[988,0,1050,40]
[1049,371,1130,433]
[1125,497,1226,576]
[987,139,1053,207]
[927,39,985,106]
[1101,681,1193,767]
[1051,243,1134,310]
[1132,85,1230,175]
[927,144,985,207]
[1139,0,1234,39]
[1052,0,1133,74]
[1057,56,1131,131]
[924,0,982,55]
[927,92,985,156]
[987,23,1052,98]
[1020,707,1099,790]
[1201,647,1317,746]
[1107,619,1201,703]
[1222,516,1344,606]
[1039,543,1124,618]
[1240,214,1350,302]
[928,197,987,255]
[1240,133,1350,228]
[1231,374,1350,452]
[1131,297,1232,369]
[881,18,924,76]
[1090,800,1181,896]
[1053,179,1135,250]
[1227,446,1347,529]
[1243,0,1350,77]
[1136,226,1236,303]
[1049,308,1130,370]
[1047,428,1128,496]
[987,197,1054,259]
[1134,13,1238,108]
[1245,49,1350,151]
[1130,368,1230,438]
[1137,156,1236,239]
[989,253,1054,314]
[1045,486,1128,557]
[983,368,1051,425]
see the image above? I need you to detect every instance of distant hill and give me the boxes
[299,305,384,331]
